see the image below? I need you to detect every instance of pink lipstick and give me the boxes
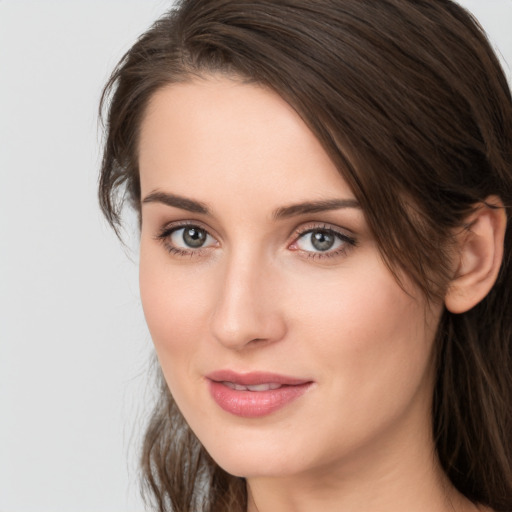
[206,370,313,418]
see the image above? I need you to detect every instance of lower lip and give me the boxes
[208,380,312,418]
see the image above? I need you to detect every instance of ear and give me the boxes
[444,196,507,314]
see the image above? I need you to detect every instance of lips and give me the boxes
[206,370,313,418]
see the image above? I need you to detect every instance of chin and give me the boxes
[209,449,304,479]
[194,424,327,479]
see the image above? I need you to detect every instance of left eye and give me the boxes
[295,229,345,253]
[169,226,216,249]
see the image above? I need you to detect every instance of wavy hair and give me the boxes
[99,1,512,510]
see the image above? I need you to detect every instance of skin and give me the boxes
[138,76,483,512]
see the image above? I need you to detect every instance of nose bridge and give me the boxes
[210,246,285,349]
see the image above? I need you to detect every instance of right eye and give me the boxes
[171,226,213,248]
[156,224,218,255]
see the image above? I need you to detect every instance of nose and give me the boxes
[209,251,287,350]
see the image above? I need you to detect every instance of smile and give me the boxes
[206,371,313,418]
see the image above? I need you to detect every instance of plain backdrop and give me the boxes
[0,1,511,511]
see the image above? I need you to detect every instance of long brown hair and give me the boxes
[99,1,512,510]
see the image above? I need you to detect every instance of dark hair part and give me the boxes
[99,1,512,510]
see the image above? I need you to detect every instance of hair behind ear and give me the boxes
[433,198,512,510]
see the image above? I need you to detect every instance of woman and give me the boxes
[99,0,512,511]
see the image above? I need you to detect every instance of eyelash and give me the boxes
[154,222,357,260]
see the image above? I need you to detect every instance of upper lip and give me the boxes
[206,370,312,386]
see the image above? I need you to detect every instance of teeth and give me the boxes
[223,382,247,390]
[247,383,282,391]
[222,381,283,391]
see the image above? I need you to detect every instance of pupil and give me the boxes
[311,230,334,251]
[183,228,206,248]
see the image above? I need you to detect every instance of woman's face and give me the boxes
[138,76,443,479]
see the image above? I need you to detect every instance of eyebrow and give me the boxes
[142,191,360,218]
[142,191,210,214]
[272,198,361,219]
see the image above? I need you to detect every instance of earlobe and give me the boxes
[444,196,507,314]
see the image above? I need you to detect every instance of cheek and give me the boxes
[289,257,438,406]
[139,242,208,361]
[287,256,429,353]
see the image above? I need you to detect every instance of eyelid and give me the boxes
[155,219,218,239]
[290,222,356,242]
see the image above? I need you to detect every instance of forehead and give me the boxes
[138,77,355,210]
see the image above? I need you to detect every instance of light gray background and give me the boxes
[0,1,511,511]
